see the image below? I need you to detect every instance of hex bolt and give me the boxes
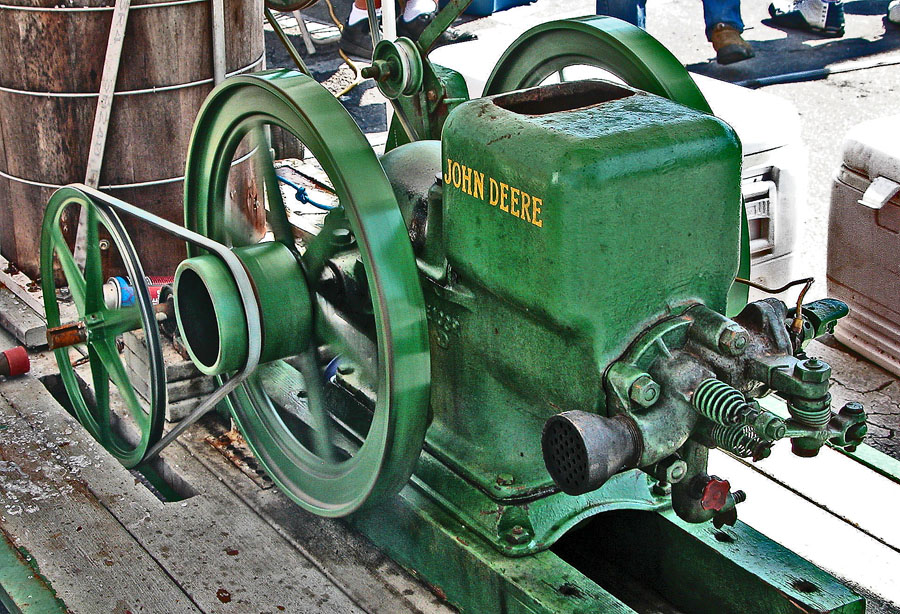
[794,358,831,383]
[338,363,355,375]
[629,375,660,408]
[719,323,750,355]
[496,473,515,486]
[842,401,865,415]
[332,227,353,246]
[505,525,530,545]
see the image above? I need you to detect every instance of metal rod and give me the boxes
[0,54,264,98]
[210,0,227,84]
[736,57,900,88]
[265,7,311,77]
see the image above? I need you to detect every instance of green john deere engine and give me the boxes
[41,11,869,613]
[377,77,863,545]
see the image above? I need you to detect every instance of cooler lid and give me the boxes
[842,115,900,183]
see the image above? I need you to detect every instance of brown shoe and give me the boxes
[710,23,755,64]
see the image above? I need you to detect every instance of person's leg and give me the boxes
[340,0,382,58]
[349,0,381,24]
[396,0,477,46]
[704,0,754,64]
[595,0,647,28]
[702,0,743,38]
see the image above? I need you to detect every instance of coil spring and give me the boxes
[711,424,764,458]
[788,400,832,429]
[693,379,748,426]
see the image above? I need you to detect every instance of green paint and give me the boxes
[182,71,431,517]
[41,188,165,468]
[0,532,69,614]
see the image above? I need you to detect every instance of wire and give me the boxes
[323,0,367,97]
[276,175,337,210]
[734,277,814,337]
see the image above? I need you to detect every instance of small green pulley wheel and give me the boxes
[183,71,430,517]
[41,188,165,468]
[483,16,749,315]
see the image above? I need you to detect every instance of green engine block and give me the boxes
[377,77,863,553]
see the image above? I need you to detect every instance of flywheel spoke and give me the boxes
[92,336,149,429]
[293,349,337,462]
[86,344,112,439]
[50,228,87,314]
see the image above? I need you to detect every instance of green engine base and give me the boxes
[350,480,864,614]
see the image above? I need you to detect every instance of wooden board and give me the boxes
[0,286,45,348]
[0,374,450,613]
[0,382,202,613]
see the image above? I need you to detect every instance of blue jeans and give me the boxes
[596,0,744,39]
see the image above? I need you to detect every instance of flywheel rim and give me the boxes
[183,71,430,516]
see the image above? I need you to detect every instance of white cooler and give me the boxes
[827,115,900,376]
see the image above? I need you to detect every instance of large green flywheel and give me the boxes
[183,70,431,517]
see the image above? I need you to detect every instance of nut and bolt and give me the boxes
[794,357,831,383]
[505,525,530,545]
[361,59,393,81]
[98,239,110,250]
[719,323,750,355]
[496,473,515,487]
[332,227,353,246]
[629,375,660,408]
[842,401,865,415]
[656,457,688,484]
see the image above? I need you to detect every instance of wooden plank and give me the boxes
[73,0,131,268]
[0,255,44,316]
[0,381,202,614]
[0,286,45,348]
[730,443,900,552]
[709,450,900,610]
[2,375,370,614]
[180,419,458,614]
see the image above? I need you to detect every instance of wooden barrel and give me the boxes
[0,0,265,279]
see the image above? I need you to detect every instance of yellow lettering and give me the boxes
[520,192,531,222]
[532,197,543,228]
[443,158,453,184]
[489,178,499,205]
[509,187,520,217]
[452,162,462,188]
[499,182,509,212]
[473,171,484,200]
[461,166,472,195]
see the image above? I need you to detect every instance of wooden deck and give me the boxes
[0,367,454,613]
[0,330,898,613]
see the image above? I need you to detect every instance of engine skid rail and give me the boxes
[350,480,864,614]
